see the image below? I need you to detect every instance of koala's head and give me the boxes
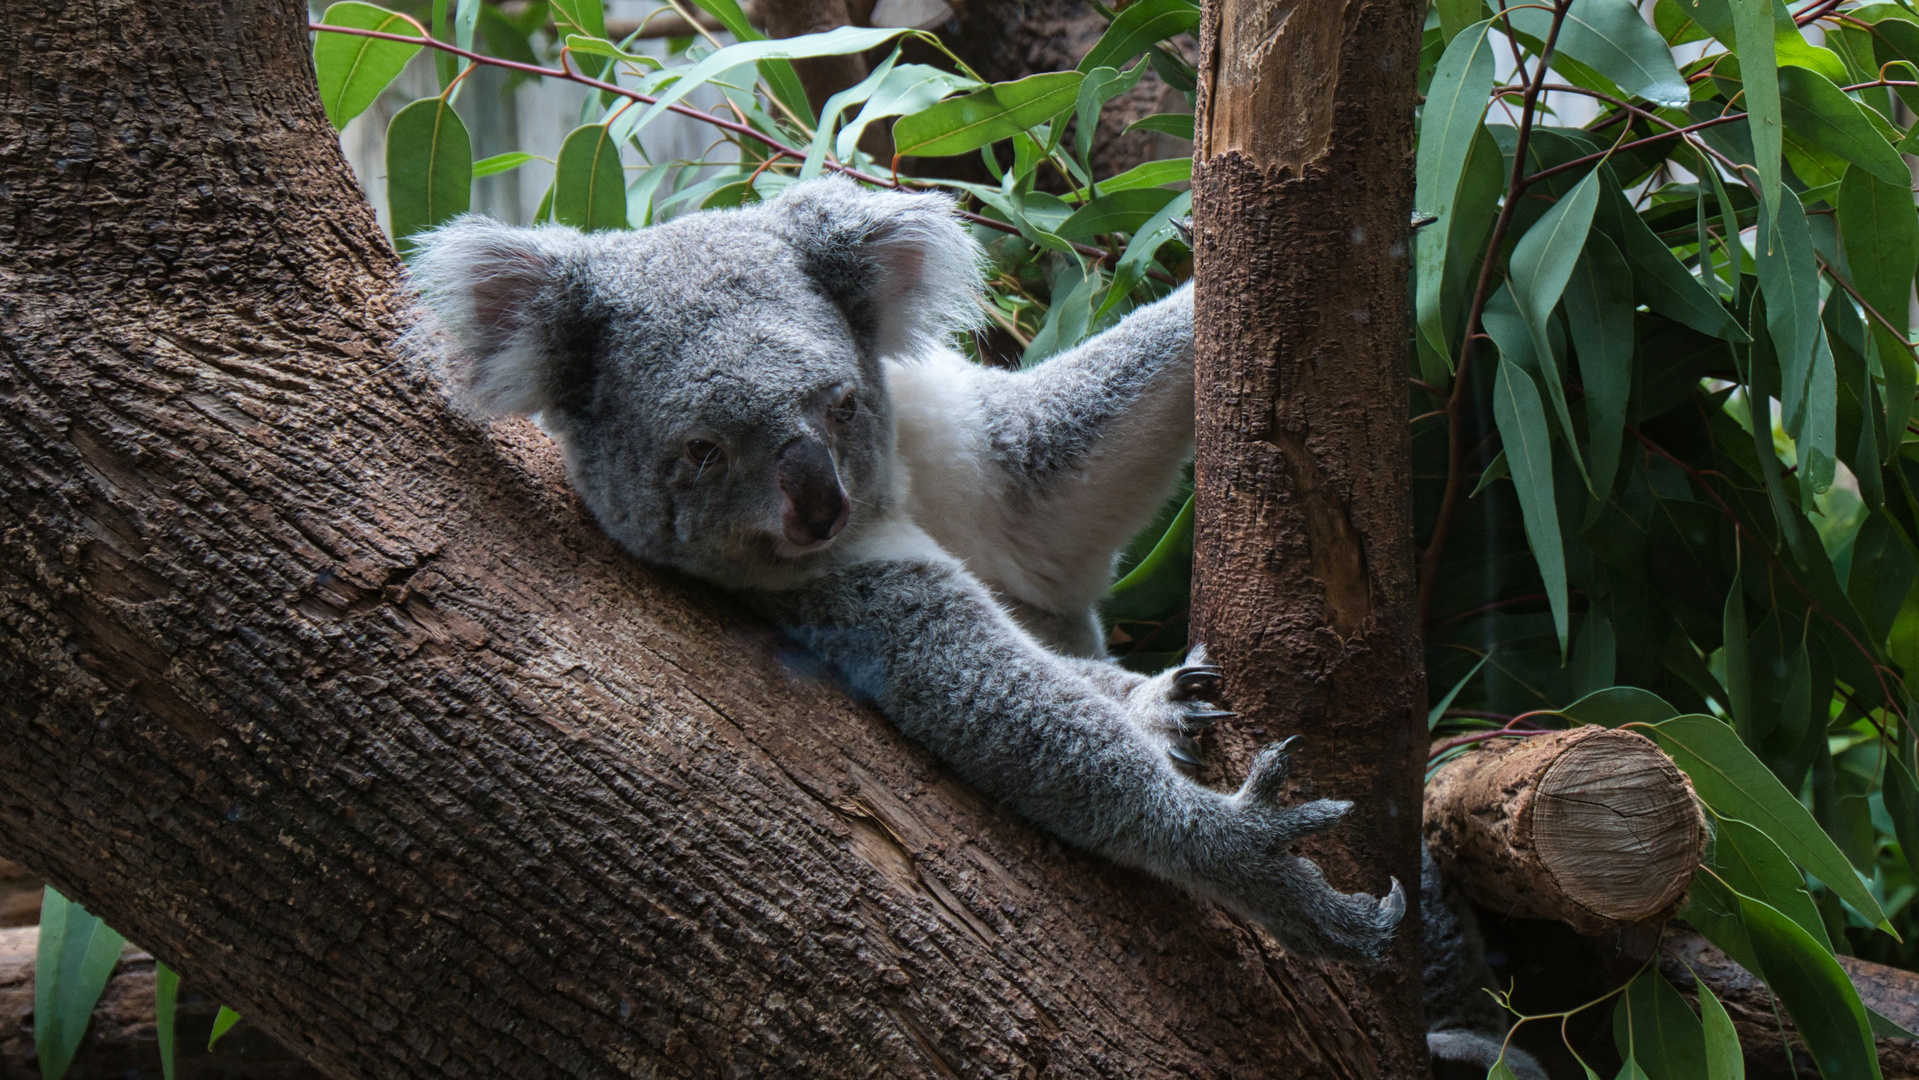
[409,179,982,585]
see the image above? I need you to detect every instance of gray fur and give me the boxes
[410,178,1523,1053]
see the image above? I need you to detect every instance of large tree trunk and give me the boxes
[1190,0,1430,1072]
[0,2,1406,1077]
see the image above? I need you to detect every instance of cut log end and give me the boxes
[1425,726,1708,935]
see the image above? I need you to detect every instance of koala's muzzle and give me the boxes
[776,437,849,548]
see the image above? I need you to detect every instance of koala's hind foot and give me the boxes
[1181,738,1407,962]
[1123,646,1233,771]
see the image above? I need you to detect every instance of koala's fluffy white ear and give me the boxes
[407,216,590,418]
[769,178,985,358]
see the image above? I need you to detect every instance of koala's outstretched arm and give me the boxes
[971,284,1194,580]
[748,549,1404,963]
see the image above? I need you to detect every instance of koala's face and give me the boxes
[409,179,980,585]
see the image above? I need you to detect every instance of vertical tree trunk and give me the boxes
[1190,0,1431,1073]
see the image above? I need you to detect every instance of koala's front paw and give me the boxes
[1225,738,1408,963]
[1126,645,1233,771]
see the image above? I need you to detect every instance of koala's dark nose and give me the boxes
[775,437,849,548]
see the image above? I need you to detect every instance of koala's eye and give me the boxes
[685,439,724,471]
[831,394,858,424]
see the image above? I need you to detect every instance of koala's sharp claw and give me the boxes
[1171,669,1223,699]
[1178,709,1234,733]
[1167,742,1204,767]
[1378,876,1407,928]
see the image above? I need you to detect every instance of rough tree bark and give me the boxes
[0,2,1419,1078]
[1190,0,1430,1072]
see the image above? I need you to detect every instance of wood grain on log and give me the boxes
[1425,727,1708,934]
[1660,929,1919,1079]
[0,2,1426,1077]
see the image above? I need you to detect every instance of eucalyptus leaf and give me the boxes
[1645,714,1891,930]
[552,123,628,232]
[1778,66,1910,186]
[1505,0,1690,106]
[1739,893,1883,1080]
[1078,0,1200,74]
[1508,168,1602,489]
[1696,980,1745,1080]
[385,97,472,256]
[1414,20,1497,365]
[894,72,1087,158]
[313,2,425,129]
[1123,112,1195,140]
[1755,187,1818,432]
[1564,232,1634,498]
[1494,357,1572,656]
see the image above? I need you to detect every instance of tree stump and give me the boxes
[1424,727,1708,934]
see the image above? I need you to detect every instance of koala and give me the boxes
[410,178,1539,1075]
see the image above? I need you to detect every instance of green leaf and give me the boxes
[313,2,425,129]
[1429,654,1491,729]
[552,123,628,232]
[1778,66,1910,186]
[632,28,912,140]
[894,71,1087,158]
[472,152,539,179]
[1868,1006,1919,1041]
[1509,168,1603,489]
[1732,0,1782,224]
[1078,0,1199,73]
[1611,969,1707,1080]
[1096,157,1192,192]
[1122,112,1195,140]
[549,0,607,37]
[155,962,179,1080]
[837,64,980,159]
[1756,187,1819,432]
[1414,20,1497,365]
[1438,0,1485,42]
[1506,0,1690,106]
[1710,816,1833,950]
[207,1006,242,1051]
[801,49,901,181]
[1494,357,1572,656]
[1564,231,1634,498]
[1696,981,1745,1080]
[1884,757,1919,884]
[1738,893,1883,1080]
[1800,325,1837,495]
[686,0,814,123]
[1057,188,1179,241]
[1095,190,1192,319]
[1837,168,1919,342]
[385,97,472,257]
[1597,182,1746,341]
[35,887,127,1080]
[1644,714,1892,930]
[1074,62,1150,173]
[1108,494,1193,595]
[1560,686,1680,726]
[1470,448,1510,496]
